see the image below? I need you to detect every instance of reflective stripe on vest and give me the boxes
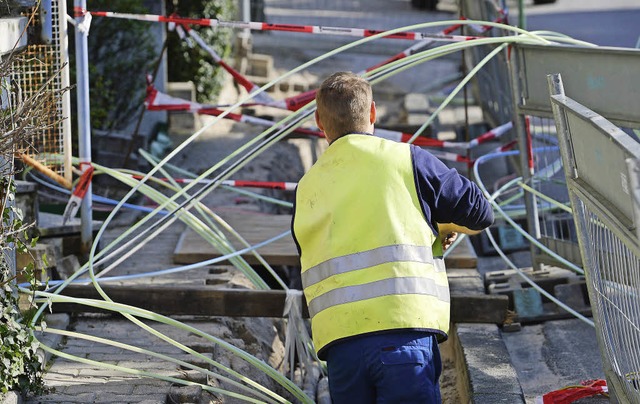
[307,276,450,317]
[301,244,444,288]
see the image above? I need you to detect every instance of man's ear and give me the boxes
[370,101,377,125]
[315,110,325,132]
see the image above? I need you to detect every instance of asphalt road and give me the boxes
[526,9,640,48]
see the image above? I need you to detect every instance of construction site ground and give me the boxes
[6,0,635,403]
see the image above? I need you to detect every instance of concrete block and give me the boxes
[34,313,70,365]
[437,130,457,141]
[111,360,175,372]
[472,393,526,403]
[245,75,270,91]
[457,323,524,398]
[93,393,166,403]
[16,243,57,283]
[553,282,588,310]
[167,81,196,102]
[436,109,457,126]
[182,369,208,384]
[55,255,80,280]
[26,392,97,402]
[123,378,167,390]
[293,81,307,93]
[247,53,274,78]
[0,391,22,404]
[447,268,485,295]
[404,93,430,112]
[406,112,430,127]
[167,81,198,130]
[279,81,290,93]
[166,384,202,402]
[63,382,135,395]
[15,180,38,226]
[513,288,544,318]
[45,363,80,377]
[77,367,139,378]
[0,17,28,56]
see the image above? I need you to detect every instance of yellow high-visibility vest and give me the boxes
[293,134,450,358]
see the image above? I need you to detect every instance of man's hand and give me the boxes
[441,232,458,251]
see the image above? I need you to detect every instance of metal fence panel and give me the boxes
[509,44,640,270]
[518,44,640,128]
[551,73,640,403]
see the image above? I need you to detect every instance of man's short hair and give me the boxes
[316,72,372,139]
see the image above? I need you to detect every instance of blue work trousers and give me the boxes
[325,331,442,403]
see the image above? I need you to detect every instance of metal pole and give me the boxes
[74,0,93,258]
[508,45,541,269]
[234,0,252,76]
[241,0,250,24]
[58,0,73,185]
[518,0,526,30]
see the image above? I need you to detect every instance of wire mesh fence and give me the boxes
[13,0,71,182]
[551,73,640,403]
[459,0,512,128]
[527,114,582,266]
[578,200,640,403]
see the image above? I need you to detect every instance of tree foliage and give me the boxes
[166,0,236,103]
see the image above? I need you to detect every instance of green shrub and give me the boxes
[167,0,236,103]
[0,179,45,396]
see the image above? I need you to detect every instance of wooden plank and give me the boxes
[173,208,299,266]
[172,208,477,269]
[53,285,508,324]
[445,236,477,269]
[58,285,299,317]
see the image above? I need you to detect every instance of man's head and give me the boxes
[315,71,376,144]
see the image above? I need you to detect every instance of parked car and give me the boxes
[410,0,438,11]
[410,0,556,11]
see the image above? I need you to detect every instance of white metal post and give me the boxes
[74,0,93,258]
[58,0,73,185]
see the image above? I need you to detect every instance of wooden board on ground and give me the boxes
[56,285,508,324]
[173,208,299,266]
[445,237,477,269]
[173,208,477,268]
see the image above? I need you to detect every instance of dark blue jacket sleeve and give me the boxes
[411,145,494,235]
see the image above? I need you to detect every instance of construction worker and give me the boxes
[291,71,494,402]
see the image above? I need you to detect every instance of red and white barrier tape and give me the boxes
[146,85,513,151]
[362,14,506,74]
[174,23,277,106]
[89,11,483,42]
[145,85,447,147]
[131,175,297,191]
[62,162,94,224]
